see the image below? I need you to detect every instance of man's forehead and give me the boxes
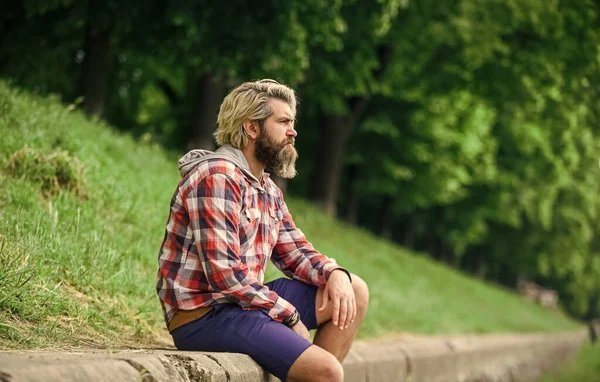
[268,98,295,118]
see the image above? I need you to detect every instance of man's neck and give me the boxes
[241,144,265,180]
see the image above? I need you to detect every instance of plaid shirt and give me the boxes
[157,157,341,326]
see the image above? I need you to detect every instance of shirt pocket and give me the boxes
[243,207,261,222]
[239,207,261,244]
[268,208,284,244]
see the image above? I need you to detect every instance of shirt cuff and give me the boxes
[328,268,352,283]
[267,296,297,323]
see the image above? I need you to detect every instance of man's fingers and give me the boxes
[332,298,340,326]
[343,299,352,328]
[345,298,353,328]
[338,299,348,330]
[318,288,329,312]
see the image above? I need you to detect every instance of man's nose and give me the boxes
[287,128,297,138]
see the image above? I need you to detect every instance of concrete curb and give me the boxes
[0,330,587,382]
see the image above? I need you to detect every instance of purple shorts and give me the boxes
[170,278,319,381]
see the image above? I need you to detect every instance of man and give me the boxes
[157,79,369,382]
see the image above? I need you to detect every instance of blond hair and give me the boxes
[214,79,297,149]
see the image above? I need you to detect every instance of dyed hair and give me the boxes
[214,79,297,149]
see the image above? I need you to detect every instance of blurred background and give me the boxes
[1,0,599,324]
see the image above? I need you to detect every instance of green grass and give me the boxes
[0,81,581,349]
[539,343,600,382]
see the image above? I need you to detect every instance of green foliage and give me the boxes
[302,0,404,114]
[339,0,600,319]
[164,1,312,83]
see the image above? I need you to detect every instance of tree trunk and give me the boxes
[344,164,360,225]
[476,260,487,279]
[157,78,180,107]
[308,45,393,216]
[0,8,22,71]
[427,232,438,260]
[393,213,415,248]
[190,73,226,150]
[439,240,454,266]
[309,113,355,216]
[77,20,111,117]
[585,292,599,320]
[402,215,414,249]
[378,195,393,238]
[460,246,488,278]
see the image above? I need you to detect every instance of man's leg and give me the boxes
[265,278,345,382]
[313,273,369,361]
[286,273,369,381]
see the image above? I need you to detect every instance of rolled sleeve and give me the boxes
[271,193,342,288]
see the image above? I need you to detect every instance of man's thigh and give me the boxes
[172,303,312,381]
[266,278,319,330]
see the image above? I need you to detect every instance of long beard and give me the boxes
[255,133,298,179]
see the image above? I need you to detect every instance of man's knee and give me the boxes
[351,274,369,314]
[288,346,344,382]
[320,357,343,382]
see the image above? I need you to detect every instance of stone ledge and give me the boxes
[0,330,587,382]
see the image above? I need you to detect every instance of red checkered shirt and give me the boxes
[156,157,341,326]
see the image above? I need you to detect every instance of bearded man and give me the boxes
[156,79,369,382]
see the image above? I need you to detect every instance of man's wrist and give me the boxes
[283,310,300,328]
[330,268,352,283]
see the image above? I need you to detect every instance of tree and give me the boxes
[302,0,403,216]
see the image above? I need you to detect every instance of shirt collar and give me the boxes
[216,144,268,191]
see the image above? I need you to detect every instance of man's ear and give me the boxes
[242,120,260,140]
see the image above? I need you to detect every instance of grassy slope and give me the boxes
[0,82,580,349]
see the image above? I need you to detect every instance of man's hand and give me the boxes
[318,270,356,330]
[291,320,310,340]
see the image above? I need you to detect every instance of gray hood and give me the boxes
[177,144,260,181]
